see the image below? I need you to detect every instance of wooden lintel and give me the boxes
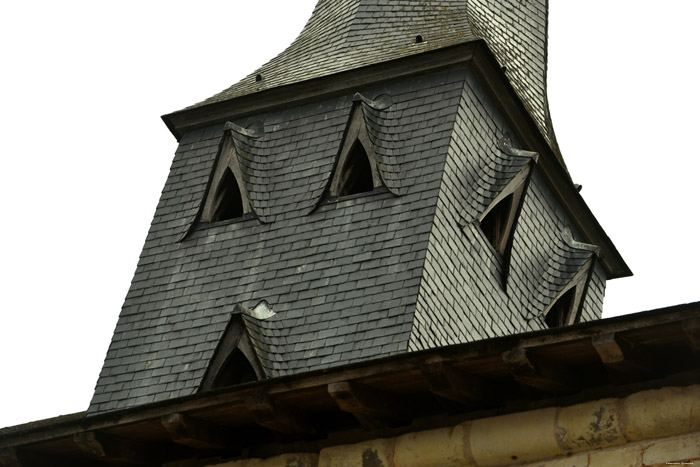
[682,318,700,351]
[328,381,403,429]
[73,431,158,465]
[245,395,314,435]
[421,362,493,405]
[502,347,574,394]
[592,333,655,379]
[161,413,230,451]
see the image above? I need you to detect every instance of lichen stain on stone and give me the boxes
[362,448,383,467]
[583,406,619,445]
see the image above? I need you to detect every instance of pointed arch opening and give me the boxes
[199,317,265,393]
[480,192,514,254]
[198,134,253,225]
[327,104,384,200]
[211,348,258,388]
[337,141,374,197]
[542,255,595,329]
[544,287,576,328]
[211,168,244,222]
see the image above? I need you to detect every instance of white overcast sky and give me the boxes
[1,1,698,429]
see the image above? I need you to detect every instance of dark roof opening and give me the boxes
[211,348,258,388]
[255,74,263,82]
[415,34,423,43]
[545,287,576,328]
[211,168,244,222]
[480,193,513,253]
[337,141,374,197]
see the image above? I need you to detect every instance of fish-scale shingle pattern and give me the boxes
[467,0,561,161]
[409,70,604,351]
[89,70,466,415]
[191,0,475,108]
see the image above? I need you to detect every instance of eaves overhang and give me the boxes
[2,302,698,465]
[161,41,479,141]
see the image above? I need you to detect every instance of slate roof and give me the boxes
[187,0,560,161]
[89,70,467,415]
[89,1,595,415]
[191,0,476,108]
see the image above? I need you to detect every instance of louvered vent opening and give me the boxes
[211,168,244,222]
[211,348,258,388]
[481,193,514,253]
[338,142,374,197]
[545,287,576,328]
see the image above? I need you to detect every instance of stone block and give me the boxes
[623,385,700,441]
[258,453,319,467]
[642,433,700,466]
[208,454,318,467]
[520,452,589,466]
[470,407,563,465]
[318,438,395,467]
[588,445,642,467]
[393,422,476,466]
[556,398,625,451]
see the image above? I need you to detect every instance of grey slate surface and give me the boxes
[409,71,604,351]
[191,0,475,109]
[186,0,560,162]
[89,70,466,414]
[89,2,605,415]
[468,0,561,161]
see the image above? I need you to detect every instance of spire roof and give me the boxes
[190,0,476,108]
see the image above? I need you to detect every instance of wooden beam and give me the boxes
[592,333,655,379]
[421,362,493,405]
[245,395,314,435]
[161,413,231,451]
[502,347,574,394]
[328,381,403,429]
[73,431,158,465]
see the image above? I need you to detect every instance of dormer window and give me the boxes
[200,130,253,223]
[209,168,244,222]
[477,163,530,258]
[480,192,514,254]
[200,316,265,392]
[210,348,258,388]
[329,103,383,198]
[540,230,599,328]
[544,287,576,328]
[336,141,374,196]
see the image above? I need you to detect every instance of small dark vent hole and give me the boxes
[415,34,423,43]
[255,73,262,82]
[211,348,257,388]
[338,142,374,197]
[212,168,244,222]
[481,193,513,253]
[545,287,576,328]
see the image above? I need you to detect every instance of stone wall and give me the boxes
[206,385,700,467]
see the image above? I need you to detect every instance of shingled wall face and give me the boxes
[88,70,466,415]
[410,71,605,350]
